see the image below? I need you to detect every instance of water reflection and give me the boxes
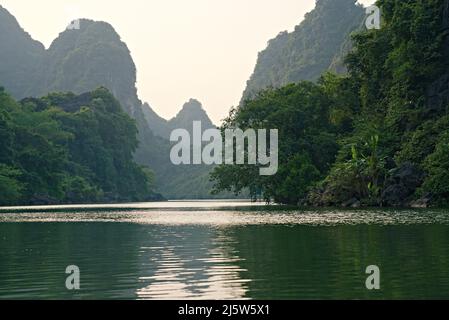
[136,230,249,299]
[1,203,449,299]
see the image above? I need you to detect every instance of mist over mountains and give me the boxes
[143,98,215,139]
[0,6,45,99]
[0,5,221,199]
[0,0,365,200]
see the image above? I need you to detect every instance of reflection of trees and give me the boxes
[0,224,251,300]
[2,222,449,299]
[229,225,449,299]
[0,223,144,299]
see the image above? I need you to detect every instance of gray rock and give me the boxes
[350,200,361,208]
[410,194,432,208]
[382,184,410,207]
[29,194,59,206]
[342,197,359,208]
[381,162,424,207]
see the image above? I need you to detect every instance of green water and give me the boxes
[1,201,449,300]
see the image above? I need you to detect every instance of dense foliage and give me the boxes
[212,79,343,203]
[0,8,227,200]
[0,87,159,205]
[212,0,449,207]
[242,0,365,101]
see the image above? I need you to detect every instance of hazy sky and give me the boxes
[0,0,374,124]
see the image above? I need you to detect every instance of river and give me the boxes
[1,200,449,299]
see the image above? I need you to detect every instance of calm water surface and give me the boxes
[1,200,449,299]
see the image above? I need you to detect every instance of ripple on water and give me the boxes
[1,206,449,226]
[1,204,449,299]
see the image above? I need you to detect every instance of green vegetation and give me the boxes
[212,0,449,207]
[0,7,227,200]
[0,86,160,206]
[2,0,448,205]
[140,99,238,199]
[242,0,365,101]
[211,76,348,204]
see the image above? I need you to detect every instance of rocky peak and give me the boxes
[169,99,215,131]
[0,5,45,98]
[31,19,140,115]
[241,0,364,102]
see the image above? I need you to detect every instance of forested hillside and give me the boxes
[212,0,449,208]
[0,87,161,205]
[4,0,445,206]
[0,6,220,200]
[242,0,365,101]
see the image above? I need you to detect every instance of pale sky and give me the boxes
[0,0,375,124]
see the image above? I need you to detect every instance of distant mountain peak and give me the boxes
[0,5,45,98]
[0,5,41,46]
[142,98,215,138]
[24,17,141,115]
[53,19,123,44]
[170,98,214,128]
[0,6,219,200]
[176,98,205,115]
[241,0,364,102]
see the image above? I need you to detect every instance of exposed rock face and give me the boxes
[342,197,361,208]
[0,10,145,117]
[381,162,425,207]
[169,99,215,131]
[0,6,45,98]
[143,99,215,139]
[410,196,432,209]
[29,194,60,206]
[241,0,365,101]
[32,19,141,117]
[309,163,426,208]
[0,8,219,199]
[142,103,170,138]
